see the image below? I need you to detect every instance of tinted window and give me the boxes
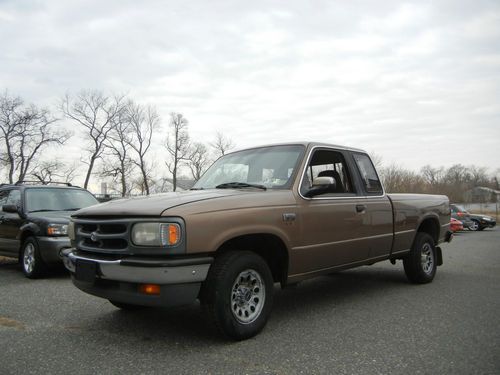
[25,188,98,212]
[353,153,383,195]
[6,189,21,206]
[0,190,9,206]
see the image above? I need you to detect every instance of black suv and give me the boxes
[0,182,99,278]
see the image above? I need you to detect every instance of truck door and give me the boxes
[292,148,370,276]
[351,153,393,259]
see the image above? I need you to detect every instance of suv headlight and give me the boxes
[47,223,68,236]
[131,223,181,247]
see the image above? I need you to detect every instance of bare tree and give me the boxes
[100,112,134,197]
[210,131,235,157]
[379,164,425,193]
[166,113,190,191]
[31,160,77,184]
[125,101,159,195]
[421,165,444,186]
[187,142,211,181]
[468,165,489,186]
[369,151,383,168]
[61,90,125,189]
[1,92,69,183]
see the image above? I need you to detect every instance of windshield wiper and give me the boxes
[29,209,59,213]
[190,187,204,190]
[215,182,267,190]
[64,208,81,211]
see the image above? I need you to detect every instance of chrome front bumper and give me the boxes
[62,249,212,285]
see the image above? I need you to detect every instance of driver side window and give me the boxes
[301,149,355,197]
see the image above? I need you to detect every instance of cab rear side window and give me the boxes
[353,153,383,195]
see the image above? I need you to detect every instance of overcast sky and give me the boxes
[1,0,499,186]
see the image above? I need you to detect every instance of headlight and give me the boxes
[47,223,68,236]
[68,221,75,240]
[131,222,181,247]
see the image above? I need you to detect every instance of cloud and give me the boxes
[0,0,499,188]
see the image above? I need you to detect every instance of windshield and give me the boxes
[193,145,305,190]
[26,188,99,212]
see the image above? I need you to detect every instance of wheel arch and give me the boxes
[18,230,36,257]
[216,233,289,287]
[416,216,440,244]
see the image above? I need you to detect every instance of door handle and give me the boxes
[356,204,366,213]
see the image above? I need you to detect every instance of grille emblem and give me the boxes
[90,232,98,242]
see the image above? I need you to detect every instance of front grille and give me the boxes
[75,219,130,253]
[72,217,186,256]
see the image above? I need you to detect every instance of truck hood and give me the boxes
[73,190,247,217]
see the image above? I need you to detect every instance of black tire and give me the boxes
[109,300,147,310]
[21,236,48,279]
[403,232,437,284]
[200,251,274,340]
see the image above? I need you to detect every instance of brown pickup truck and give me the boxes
[62,142,452,340]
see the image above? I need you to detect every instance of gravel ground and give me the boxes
[1,228,499,375]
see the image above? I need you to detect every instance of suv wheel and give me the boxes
[403,232,437,284]
[21,237,47,279]
[200,251,274,340]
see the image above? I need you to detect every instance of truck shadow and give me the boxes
[0,259,69,284]
[73,264,411,347]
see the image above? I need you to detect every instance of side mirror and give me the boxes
[2,204,20,214]
[304,176,336,198]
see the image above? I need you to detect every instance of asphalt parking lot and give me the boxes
[1,228,499,375]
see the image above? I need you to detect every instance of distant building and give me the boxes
[464,186,500,203]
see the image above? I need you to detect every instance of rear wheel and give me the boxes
[403,232,437,284]
[21,237,47,279]
[200,251,274,340]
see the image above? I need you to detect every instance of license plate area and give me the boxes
[75,259,98,283]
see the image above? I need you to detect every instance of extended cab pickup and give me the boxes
[63,142,452,340]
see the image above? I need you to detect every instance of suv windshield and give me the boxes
[193,145,305,190]
[25,188,99,212]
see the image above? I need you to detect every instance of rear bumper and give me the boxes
[62,249,213,307]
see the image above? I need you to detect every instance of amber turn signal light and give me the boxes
[139,284,161,295]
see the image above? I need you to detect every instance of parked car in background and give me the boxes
[450,218,464,232]
[468,213,497,231]
[450,204,474,230]
[0,181,99,278]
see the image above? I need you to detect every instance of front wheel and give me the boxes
[21,237,47,279]
[469,220,480,231]
[403,232,437,284]
[200,251,274,340]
